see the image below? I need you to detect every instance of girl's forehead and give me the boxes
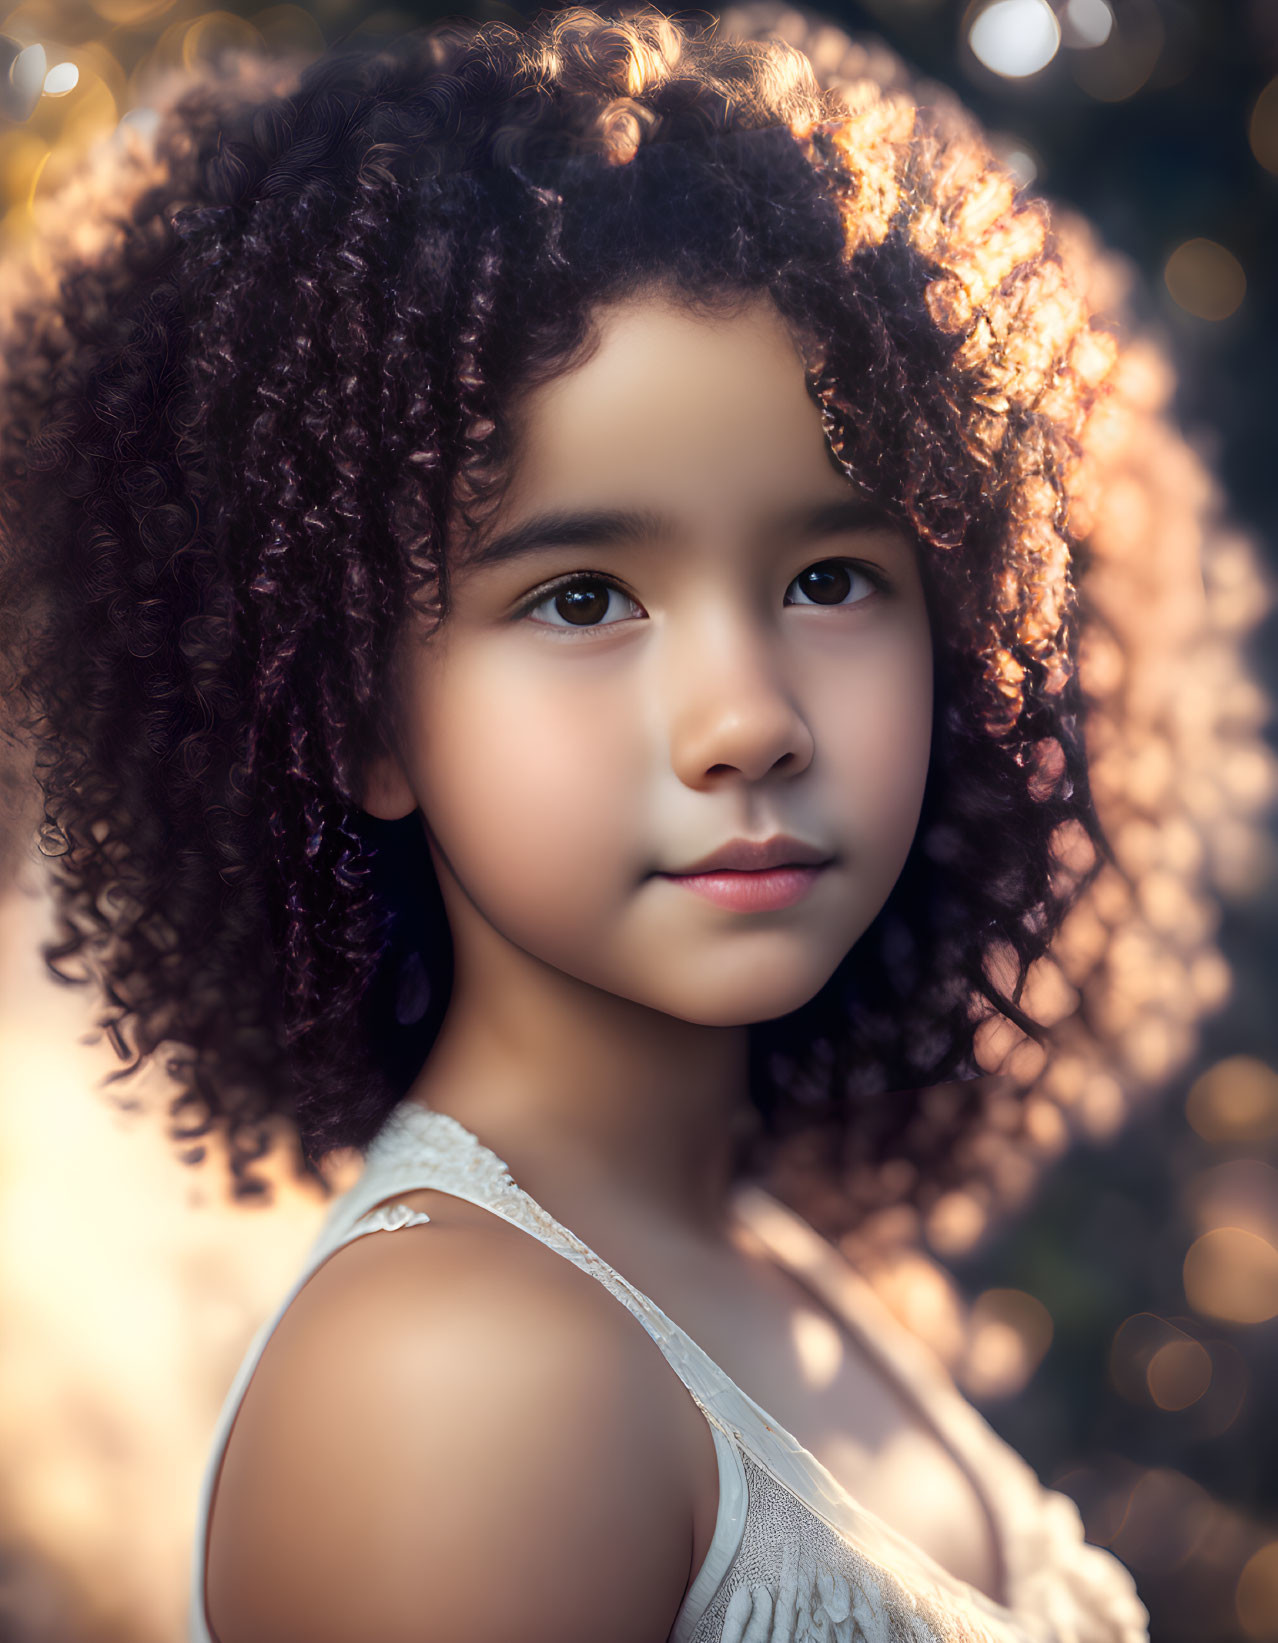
[492,291,856,514]
[515,287,804,412]
[439,289,898,581]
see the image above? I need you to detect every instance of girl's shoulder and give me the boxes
[203,1186,706,1643]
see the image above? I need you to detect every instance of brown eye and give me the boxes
[786,560,877,607]
[555,582,611,625]
[524,577,643,631]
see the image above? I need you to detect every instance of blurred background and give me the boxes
[0,0,1275,1639]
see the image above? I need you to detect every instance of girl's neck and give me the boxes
[403,941,752,1245]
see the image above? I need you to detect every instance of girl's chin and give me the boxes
[535,945,842,1025]
[642,977,832,1028]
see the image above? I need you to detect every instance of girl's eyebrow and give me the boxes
[464,497,887,573]
[465,508,670,572]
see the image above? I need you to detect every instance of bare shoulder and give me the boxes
[204,1191,701,1643]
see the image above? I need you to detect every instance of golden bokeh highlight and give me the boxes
[1184,1228,1278,1325]
[183,10,265,69]
[1110,1312,1208,1407]
[36,77,119,193]
[1164,238,1247,322]
[142,9,264,79]
[1145,1337,1212,1411]
[924,1187,988,1255]
[1102,1312,1254,1439]
[790,1305,846,1390]
[959,1287,1053,1400]
[1187,1056,1278,1143]
[1191,1158,1278,1248]
[0,126,47,235]
[91,0,178,25]
[1238,1541,1278,1642]
[1249,76,1278,176]
[853,1245,969,1369]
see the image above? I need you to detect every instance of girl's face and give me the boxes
[366,290,933,1025]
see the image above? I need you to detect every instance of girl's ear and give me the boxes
[358,743,418,822]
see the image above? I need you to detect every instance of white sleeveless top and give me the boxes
[189,1099,1149,1643]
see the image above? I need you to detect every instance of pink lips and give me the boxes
[658,834,834,912]
[663,865,828,911]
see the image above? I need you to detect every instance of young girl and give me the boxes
[2,4,1255,1639]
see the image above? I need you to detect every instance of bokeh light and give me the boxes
[1145,1337,1212,1411]
[960,1287,1053,1399]
[1250,75,1278,176]
[924,1186,988,1254]
[855,1245,969,1368]
[42,61,78,97]
[1187,1057,1278,1143]
[1069,0,1163,101]
[1238,1541,1278,1642]
[1184,1228,1278,1325]
[1111,1312,1202,1405]
[1060,0,1114,49]
[1190,1158,1278,1244]
[1,41,46,123]
[1164,238,1247,322]
[967,0,1060,78]
[791,1305,846,1389]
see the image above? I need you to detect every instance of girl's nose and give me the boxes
[663,610,815,790]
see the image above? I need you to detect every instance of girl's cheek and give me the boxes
[815,638,932,857]
[414,649,644,921]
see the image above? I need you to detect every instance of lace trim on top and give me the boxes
[347,1201,434,1237]
[188,1098,1148,1643]
[323,1102,1147,1643]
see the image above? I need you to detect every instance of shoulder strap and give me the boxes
[734,1185,1150,1639]
[345,1201,434,1238]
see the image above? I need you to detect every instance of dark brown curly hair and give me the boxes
[0,4,1261,1233]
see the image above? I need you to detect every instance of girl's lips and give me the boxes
[660,864,828,911]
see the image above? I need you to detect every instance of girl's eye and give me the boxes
[519,558,885,630]
[523,577,643,630]
[785,559,883,607]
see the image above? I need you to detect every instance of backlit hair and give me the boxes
[0,5,1269,1239]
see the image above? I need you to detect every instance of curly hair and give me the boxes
[0,4,1268,1234]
